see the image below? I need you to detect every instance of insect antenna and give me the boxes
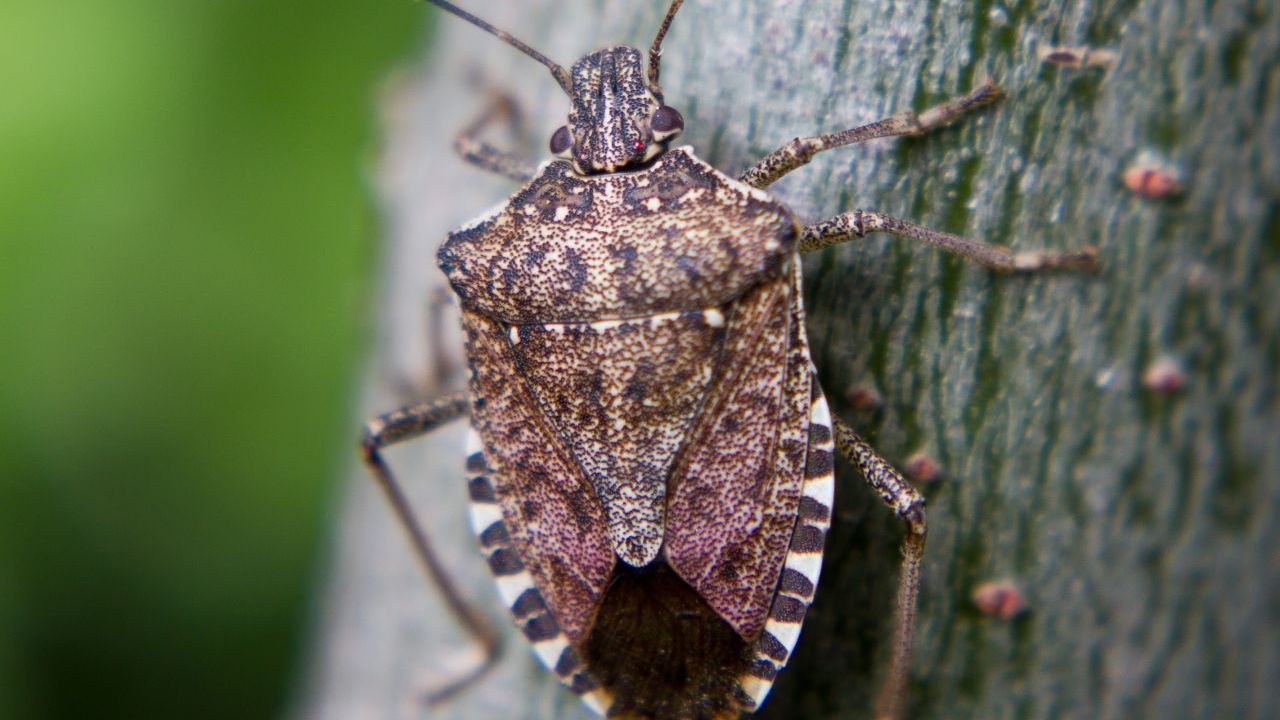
[424,0,573,93]
[648,0,686,86]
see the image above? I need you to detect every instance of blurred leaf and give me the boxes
[0,1,422,718]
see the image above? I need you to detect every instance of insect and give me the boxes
[360,1,1097,718]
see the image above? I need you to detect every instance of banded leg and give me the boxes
[739,83,1004,189]
[360,393,503,705]
[831,417,926,720]
[801,209,1098,271]
[453,91,536,182]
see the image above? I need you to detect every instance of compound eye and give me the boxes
[549,125,573,156]
[651,105,684,136]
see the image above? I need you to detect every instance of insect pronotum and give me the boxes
[360,2,1097,718]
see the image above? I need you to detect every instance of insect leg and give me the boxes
[831,417,926,720]
[453,91,536,182]
[799,209,1099,271]
[360,393,504,705]
[383,287,464,400]
[739,83,1004,189]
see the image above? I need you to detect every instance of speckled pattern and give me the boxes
[462,429,612,715]
[738,379,836,711]
[567,47,663,173]
[408,6,857,715]
[664,263,813,642]
[462,306,616,645]
[508,308,726,567]
[449,135,832,715]
[438,147,797,324]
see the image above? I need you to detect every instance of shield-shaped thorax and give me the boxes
[437,146,800,579]
[438,146,797,323]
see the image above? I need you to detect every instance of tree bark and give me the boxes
[299,1,1280,718]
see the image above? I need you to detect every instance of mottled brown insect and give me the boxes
[361,2,1097,719]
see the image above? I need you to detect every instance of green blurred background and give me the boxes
[0,1,426,717]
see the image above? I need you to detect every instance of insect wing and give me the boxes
[664,260,832,713]
[503,310,728,568]
[461,309,616,647]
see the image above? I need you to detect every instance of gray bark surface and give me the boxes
[299,1,1280,718]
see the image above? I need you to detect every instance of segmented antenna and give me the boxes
[648,0,686,86]
[425,0,572,93]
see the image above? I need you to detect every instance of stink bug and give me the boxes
[360,1,1098,718]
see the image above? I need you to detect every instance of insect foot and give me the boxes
[362,1,1099,718]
